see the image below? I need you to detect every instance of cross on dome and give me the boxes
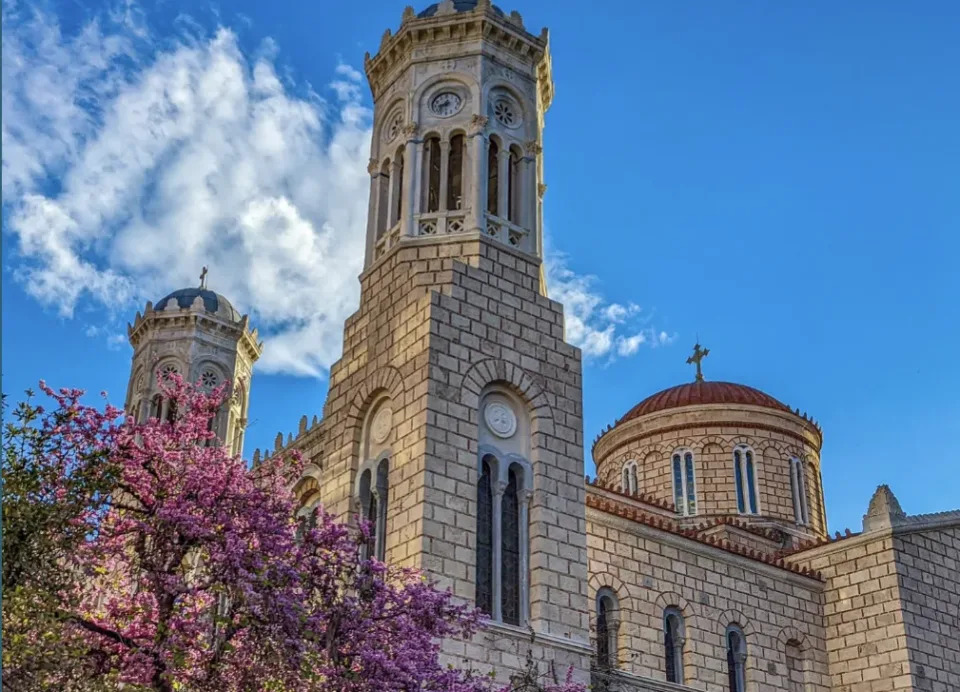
[686,342,710,382]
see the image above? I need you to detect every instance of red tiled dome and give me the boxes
[619,381,792,422]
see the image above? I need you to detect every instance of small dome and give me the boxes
[418,0,505,18]
[619,381,792,423]
[154,288,241,322]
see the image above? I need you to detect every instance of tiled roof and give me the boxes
[620,381,792,422]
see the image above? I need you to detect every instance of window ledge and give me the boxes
[479,619,592,656]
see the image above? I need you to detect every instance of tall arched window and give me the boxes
[672,450,697,516]
[621,461,638,495]
[358,457,389,561]
[789,458,810,525]
[486,139,500,215]
[726,625,747,692]
[501,465,521,626]
[596,588,620,668]
[424,136,441,212]
[733,447,759,514]
[377,159,390,237]
[394,150,404,224]
[663,607,685,684]
[447,134,464,211]
[812,474,826,533]
[475,458,493,616]
[507,146,522,223]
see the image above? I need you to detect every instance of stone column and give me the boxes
[401,124,419,237]
[519,487,533,625]
[523,140,541,233]
[492,479,507,622]
[467,114,489,233]
[365,158,380,266]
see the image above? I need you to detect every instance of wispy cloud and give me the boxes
[2,3,671,377]
[2,4,369,377]
[545,249,676,362]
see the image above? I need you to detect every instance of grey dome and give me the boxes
[154,288,241,322]
[418,0,505,18]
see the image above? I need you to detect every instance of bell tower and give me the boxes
[312,1,590,684]
[363,0,552,283]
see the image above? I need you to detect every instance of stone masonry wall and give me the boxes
[894,526,960,691]
[789,533,913,691]
[588,507,829,691]
[313,235,591,684]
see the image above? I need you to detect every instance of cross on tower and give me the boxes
[686,342,710,382]
[199,266,208,289]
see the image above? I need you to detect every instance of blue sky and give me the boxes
[3,0,958,533]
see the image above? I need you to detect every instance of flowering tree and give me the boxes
[2,378,585,692]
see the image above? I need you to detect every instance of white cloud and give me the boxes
[545,250,676,362]
[2,4,370,377]
[2,3,671,377]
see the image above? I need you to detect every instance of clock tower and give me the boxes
[309,0,591,683]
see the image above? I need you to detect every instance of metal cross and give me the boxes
[199,266,208,289]
[686,342,710,382]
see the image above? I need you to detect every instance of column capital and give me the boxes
[519,488,534,505]
[401,121,419,140]
[494,480,509,497]
[467,114,489,136]
[367,158,380,175]
[537,182,547,199]
[524,139,542,156]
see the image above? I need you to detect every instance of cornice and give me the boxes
[364,8,549,103]
[592,404,822,464]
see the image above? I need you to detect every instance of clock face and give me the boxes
[430,91,462,117]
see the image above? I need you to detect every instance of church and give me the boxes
[121,2,959,690]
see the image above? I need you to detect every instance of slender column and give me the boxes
[466,115,489,233]
[438,139,451,214]
[519,487,533,625]
[364,158,380,267]
[497,148,510,221]
[411,139,424,230]
[401,125,419,237]
[491,480,507,622]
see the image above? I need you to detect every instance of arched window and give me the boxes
[424,136,441,212]
[672,450,697,516]
[621,461,638,495]
[663,607,685,684]
[486,138,500,215]
[789,458,810,525]
[394,150,405,223]
[726,625,747,692]
[596,588,620,668]
[785,639,806,692]
[733,447,759,515]
[812,474,826,533]
[475,457,494,616]
[377,159,390,237]
[358,457,389,562]
[501,465,521,626]
[447,134,464,211]
[507,146,522,223]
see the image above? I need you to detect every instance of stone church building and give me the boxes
[123,2,959,690]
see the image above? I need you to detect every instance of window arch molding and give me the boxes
[788,456,810,525]
[481,81,531,136]
[671,447,698,516]
[415,75,477,122]
[732,444,761,515]
[594,586,621,669]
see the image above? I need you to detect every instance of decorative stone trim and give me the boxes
[480,619,592,656]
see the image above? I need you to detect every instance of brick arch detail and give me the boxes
[344,365,406,446]
[460,358,554,428]
[588,572,632,612]
[715,608,756,639]
[693,434,732,454]
[292,475,321,506]
[776,625,810,652]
